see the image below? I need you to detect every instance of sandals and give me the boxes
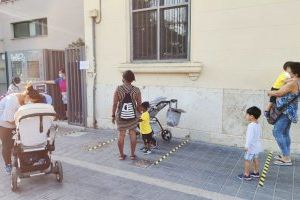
[130,155,137,160]
[273,159,292,166]
[119,154,127,160]
[119,154,137,160]
[274,154,282,160]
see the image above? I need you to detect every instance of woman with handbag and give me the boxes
[267,62,300,166]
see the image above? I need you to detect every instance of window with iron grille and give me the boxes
[11,61,22,77]
[27,61,40,78]
[13,18,48,39]
[132,0,189,61]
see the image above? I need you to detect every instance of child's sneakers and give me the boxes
[143,149,152,155]
[139,146,146,151]
[4,164,12,175]
[250,172,260,178]
[237,174,252,181]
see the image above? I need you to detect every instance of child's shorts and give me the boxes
[269,87,279,103]
[244,152,259,161]
[142,133,152,143]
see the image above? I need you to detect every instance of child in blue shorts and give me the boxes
[238,106,263,181]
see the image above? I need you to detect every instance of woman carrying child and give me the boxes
[268,62,300,166]
[264,62,293,118]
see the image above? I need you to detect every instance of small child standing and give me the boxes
[238,106,263,181]
[264,62,292,118]
[139,102,156,155]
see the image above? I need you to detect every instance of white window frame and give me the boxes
[12,18,48,39]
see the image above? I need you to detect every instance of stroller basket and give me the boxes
[166,108,184,127]
[138,97,185,141]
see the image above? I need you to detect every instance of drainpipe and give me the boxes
[89,0,102,128]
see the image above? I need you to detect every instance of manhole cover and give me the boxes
[132,159,154,168]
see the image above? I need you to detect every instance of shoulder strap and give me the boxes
[125,85,134,94]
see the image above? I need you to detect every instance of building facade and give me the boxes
[0,0,84,92]
[91,0,300,152]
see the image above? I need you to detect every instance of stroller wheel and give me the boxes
[11,167,18,192]
[162,130,172,141]
[55,161,63,183]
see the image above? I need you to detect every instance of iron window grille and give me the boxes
[131,0,190,61]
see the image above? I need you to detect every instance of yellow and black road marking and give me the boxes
[88,137,118,151]
[259,152,273,187]
[154,136,190,165]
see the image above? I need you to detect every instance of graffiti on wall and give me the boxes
[10,53,26,62]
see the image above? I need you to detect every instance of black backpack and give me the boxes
[119,87,136,120]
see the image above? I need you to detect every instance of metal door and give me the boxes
[43,49,66,119]
[65,46,86,126]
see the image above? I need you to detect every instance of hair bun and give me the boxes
[25,84,34,91]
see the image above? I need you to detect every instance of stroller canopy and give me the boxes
[14,103,56,124]
[14,104,56,146]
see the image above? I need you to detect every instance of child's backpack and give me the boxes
[119,87,136,121]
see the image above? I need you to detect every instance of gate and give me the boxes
[44,49,66,120]
[65,46,87,126]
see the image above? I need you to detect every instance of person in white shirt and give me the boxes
[0,85,44,174]
[238,106,263,181]
[6,77,22,95]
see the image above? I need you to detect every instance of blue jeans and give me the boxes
[273,114,292,156]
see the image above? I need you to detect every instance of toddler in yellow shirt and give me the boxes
[139,101,157,154]
[264,62,292,118]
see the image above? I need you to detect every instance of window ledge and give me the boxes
[117,62,203,80]
[11,35,48,40]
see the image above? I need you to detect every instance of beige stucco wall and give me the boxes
[84,0,300,153]
[0,0,84,51]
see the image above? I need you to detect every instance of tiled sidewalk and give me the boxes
[0,128,299,200]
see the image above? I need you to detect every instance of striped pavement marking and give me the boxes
[154,136,190,165]
[259,152,273,187]
[88,137,118,151]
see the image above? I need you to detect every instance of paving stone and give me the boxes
[219,185,239,196]
[0,128,298,200]
[253,192,274,200]
[274,189,293,200]
[236,191,255,200]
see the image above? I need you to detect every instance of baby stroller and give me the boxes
[138,97,184,142]
[11,103,63,191]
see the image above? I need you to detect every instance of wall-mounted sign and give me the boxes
[10,53,26,62]
[79,61,89,70]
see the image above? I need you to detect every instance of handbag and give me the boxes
[267,105,285,125]
[267,83,300,125]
